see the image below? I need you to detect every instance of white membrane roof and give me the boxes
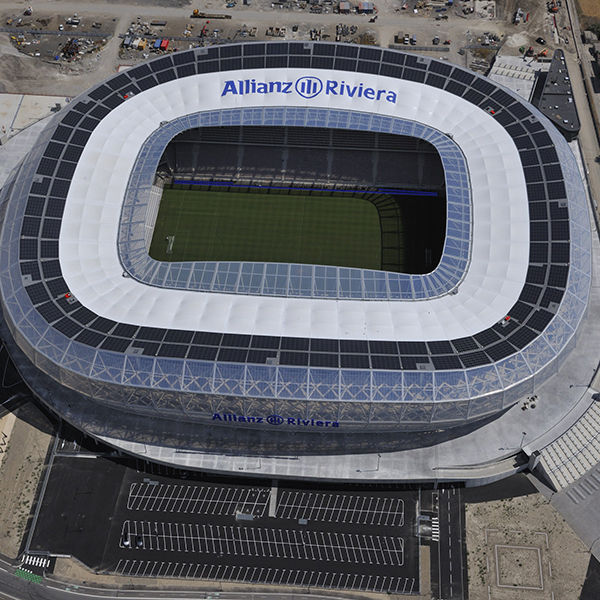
[59,68,529,341]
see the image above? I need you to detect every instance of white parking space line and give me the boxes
[276,491,404,526]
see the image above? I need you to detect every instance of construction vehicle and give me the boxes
[191,9,232,18]
[547,0,558,12]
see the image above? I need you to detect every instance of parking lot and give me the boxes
[30,456,420,594]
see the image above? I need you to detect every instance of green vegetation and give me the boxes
[149,188,383,270]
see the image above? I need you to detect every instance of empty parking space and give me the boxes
[276,491,404,526]
[114,559,416,594]
[127,483,269,516]
[120,520,404,566]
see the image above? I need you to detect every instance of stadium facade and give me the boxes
[0,42,591,459]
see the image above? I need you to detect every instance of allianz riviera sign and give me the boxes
[221,75,398,104]
[213,413,341,427]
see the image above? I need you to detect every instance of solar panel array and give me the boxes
[0,42,591,426]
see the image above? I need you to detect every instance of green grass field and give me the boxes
[149,189,382,269]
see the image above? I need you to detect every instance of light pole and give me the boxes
[520,431,527,450]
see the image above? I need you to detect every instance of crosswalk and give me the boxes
[431,517,439,542]
[21,554,50,573]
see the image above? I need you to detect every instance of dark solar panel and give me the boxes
[129,63,152,79]
[251,335,280,350]
[551,242,569,263]
[25,196,45,217]
[221,333,251,348]
[526,264,547,285]
[520,150,538,167]
[485,341,516,361]
[49,179,71,199]
[71,100,94,113]
[404,68,426,83]
[151,56,174,71]
[513,135,535,150]
[44,142,64,160]
[523,166,543,183]
[533,131,552,147]
[290,56,311,69]
[473,328,501,347]
[187,346,218,361]
[41,219,62,239]
[78,116,99,132]
[530,242,549,263]
[382,50,404,65]
[41,260,61,278]
[247,349,276,364]
[70,129,92,146]
[400,357,417,370]
[267,43,289,55]
[548,264,569,287]
[70,306,96,325]
[30,179,50,196]
[337,45,359,58]
[509,301,534,322]
[40,240,58,259]
[380,63,403,78]
[530,222,549,241]
[21,217,41,237]
[54,317,83,338]
[164,330,194,344]
[63,145,83,162]
[549,202,568,220]
[451,68,476,85]
[520,283,543,304]
[90,316,117,333]
[52,126,72,143]
[20,238,38,260]
[281,337,310,351]
[193,331,222,345]
[544,164,563,181]
[266,56,287,68]
[539,146,559,164]
[357,60,380,74]
[340,354,370,369]
[370,355,400,370]
[312,56,334,69]
[398,341,427,355]
[509,103,532,120]
[360,47,381,61]
[76,329,105,347]
[139,342,159,356]
[100,337,132,352]
[505,122,527,138]
[176,63,196,78]
[220,58,243,71]
[540,287,564,308]
[136,327,165,341]
[529,202,548,221]
[491,88,514,106]
[36,158,57,177]
[334,58,357,72]
[112,323,138,338]
[136,76,158,91]
[460,351,491,368]
[103,94,124,110]
[279,351,309,366]
[507,326,537,349]
[156,69,177,84]
[88,84,112,101]
[547,181,567,200]
[20,261,41,280]
[493,111,515,127]
[369,340,398,354]
[340,339,369,353]
[56,162,77,180]
[428,340,453,354]
[527,309,554,331]
[45,198,66,218]
[428,60,452,76]
[451,337,478,352]
[311,339,339,353]
[244,43,267,55]
[426,73,446,89]
[46,278,69,297]
[56,295,78,313]
[431,355,462,370]
[106,73,131,91]
[158,344,188,358]
[61,111,83,127]
[243,57,265,69]
[220,44,242,58]
[551,220,569,241]
[527,183,547,202]
[37,301,63,323]
[26,282,50,305]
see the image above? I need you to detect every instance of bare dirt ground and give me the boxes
[577,0,600,21]
[466,492,589,600]
[0,401,54,559]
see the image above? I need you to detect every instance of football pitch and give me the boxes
[149,188,384,269]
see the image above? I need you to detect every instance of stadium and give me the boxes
[0,42,592,478]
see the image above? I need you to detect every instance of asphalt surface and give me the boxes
[29,454,420,594]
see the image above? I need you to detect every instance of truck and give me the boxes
[410,34,417,45]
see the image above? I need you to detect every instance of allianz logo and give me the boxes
[221,75,398,103]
